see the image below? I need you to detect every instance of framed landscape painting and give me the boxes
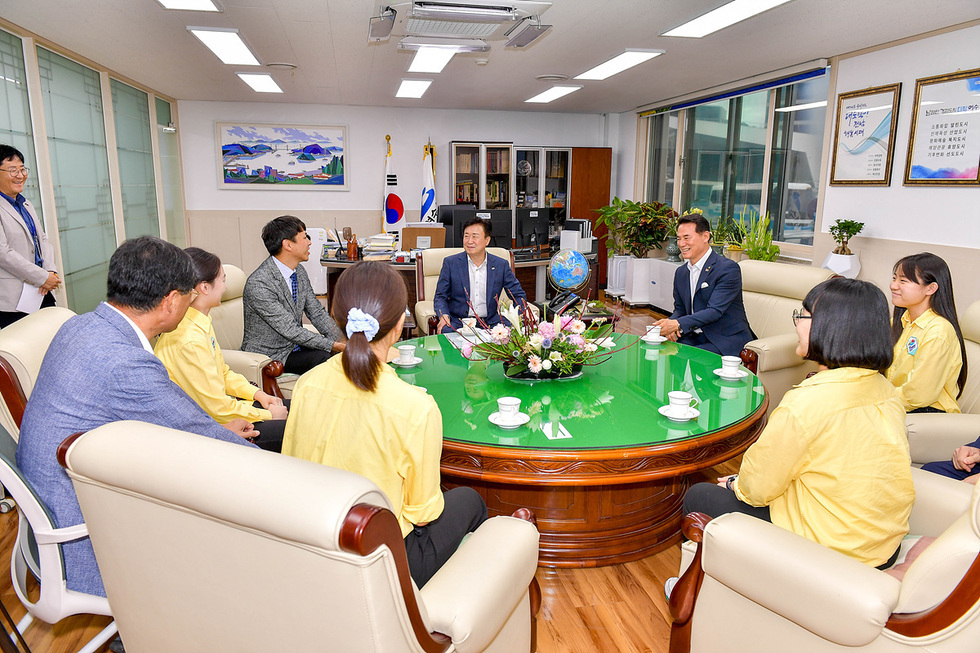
[217,122,348,190]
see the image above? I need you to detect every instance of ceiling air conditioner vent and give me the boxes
[410,1,520,23]
[405,17,501,38]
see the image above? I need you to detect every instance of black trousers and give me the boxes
[248,399,290,453]
[683,482,901,570]
[404,486,488,588]
[283,346,331,374]
[0,291,55,328]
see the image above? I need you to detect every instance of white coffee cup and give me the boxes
[667,391,699,415]
[645,324,662,338]
[720,355,741,376]
[461,317,477,332]
[497,396,521,419]
[397,344,416,364]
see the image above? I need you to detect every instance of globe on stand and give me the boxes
[547,249,590,313]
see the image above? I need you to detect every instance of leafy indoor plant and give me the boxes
[595,198,676,258]
[829,219,865,255]
[738,208,780,262]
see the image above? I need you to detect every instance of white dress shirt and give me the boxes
[686,249,710,334]
[273,256,297,288]
[467,255,488,318]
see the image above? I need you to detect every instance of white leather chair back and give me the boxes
[739,259,836,340]
[955,300,980,415]
[210,264,248,351]
[0,306,76,439]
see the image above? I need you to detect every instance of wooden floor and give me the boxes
[0,297,744,653]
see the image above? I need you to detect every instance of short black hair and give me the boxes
[106,236,195,312]
[803,277,893,371]
[261,215,306,255]
[0,144,25,166]
[462,217,491,238]
[677,213,711,234]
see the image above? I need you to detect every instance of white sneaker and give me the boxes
[664,576,679,601]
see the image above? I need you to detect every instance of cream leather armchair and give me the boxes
[209,264,286,398]
[669,467,980,652]
[415,247,516,335]
[738,260,836,413]
[61,421,541,653]
[905,299,980,466]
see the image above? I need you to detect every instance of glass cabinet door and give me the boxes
[452,142,479,206]
[484,144,511,209]
[544,149,568,224]
[515,149,540,207]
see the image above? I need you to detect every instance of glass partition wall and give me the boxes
[0,25,182,313]
[645,70,828,250]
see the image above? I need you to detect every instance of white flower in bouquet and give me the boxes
[549,351,563,362]
[542,359,553,371]
[568,319,586,335]
[490,324,511,344]
[528,355,543,373]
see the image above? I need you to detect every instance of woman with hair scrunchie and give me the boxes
[282,261,487,587]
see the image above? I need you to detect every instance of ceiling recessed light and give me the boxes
[574,50,663,81]
[188,27,260,65]
[663,0,793,38]
[155,0,220,10]
[409,47,457,74]
[237,73,283,93]
[396,79,433,99]
[526,85,582,104]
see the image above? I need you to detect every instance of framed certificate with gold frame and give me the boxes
[829,83,901,185]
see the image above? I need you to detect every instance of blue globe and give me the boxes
[548,249,590,292]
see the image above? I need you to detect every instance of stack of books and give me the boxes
[362,233,397,261]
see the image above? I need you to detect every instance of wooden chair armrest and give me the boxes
[261,360,285,399]
[668,512,711,653]
[739,349,758,374]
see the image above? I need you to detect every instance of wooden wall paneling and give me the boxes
[569,148,612,286]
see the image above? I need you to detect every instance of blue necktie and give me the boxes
[290,271,298,303]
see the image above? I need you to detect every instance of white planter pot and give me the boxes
[822,252,861,279]
[606,255,630,296]
[624,257,681,309]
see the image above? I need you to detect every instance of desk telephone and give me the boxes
[548,290,580,314]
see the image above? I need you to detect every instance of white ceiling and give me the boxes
[4,0,979,114]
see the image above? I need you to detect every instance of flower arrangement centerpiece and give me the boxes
[456,300,633,380]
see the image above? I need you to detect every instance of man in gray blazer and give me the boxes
[242,215,343,374]
[17,236,257,603]
[0,144,60,327]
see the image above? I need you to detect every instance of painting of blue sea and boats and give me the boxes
[217,123,348,190]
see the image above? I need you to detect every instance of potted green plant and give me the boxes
[822,218,865,278]
[739,209,780,262]
[595,198,677,302]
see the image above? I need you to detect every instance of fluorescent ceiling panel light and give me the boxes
[574,50,663,81]
[396,79,433,98]
[410,2,518,22]
[525,85,582,104]
[409,47,457,73]
[368,7,397,41]
[188,27,260,65]
[505,18,552,48]
[774,100,827,113]
[156,0,220,10]
[399,36,489,53]
[237,73,282,93]
[663,0,793,38]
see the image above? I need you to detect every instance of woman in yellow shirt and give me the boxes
[282,262,487,587]
[886,252,966,413]
[681,278,914,569]
[155,248,287,451]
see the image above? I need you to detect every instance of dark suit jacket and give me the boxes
[670,250,755,357]
[242,256,342,363]
[432,252,526,329]
[17,302,255,597]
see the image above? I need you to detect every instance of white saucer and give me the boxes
[392,356,423,368]
[713,368,748,380]
[641,334,667,344]
[659,405,700,422]
[489,411,530,430]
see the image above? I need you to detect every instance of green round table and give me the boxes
[393,333,769,567]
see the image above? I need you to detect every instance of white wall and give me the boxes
[820,25,980,249]
[612,110,639,200]
[178,101,607,213]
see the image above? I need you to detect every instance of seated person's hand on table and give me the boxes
[952,445,980,473]
[223,418,257,439]
[655,318,681,340]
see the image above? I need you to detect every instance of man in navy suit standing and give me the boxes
[654,212,755,357]
[433,217,526,333]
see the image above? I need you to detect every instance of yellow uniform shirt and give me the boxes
[886,308,962,413]
[734,367,914,566]
[154,307,271,424]
[282,355,445,537]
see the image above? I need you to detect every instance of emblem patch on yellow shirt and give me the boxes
[906,336,918,356]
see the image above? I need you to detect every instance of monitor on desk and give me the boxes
[446,207,512,249]
[516,208,550,248]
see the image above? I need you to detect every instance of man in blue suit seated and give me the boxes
[654,212,755,357]
[433,217,527,334]
[17,236,258,604]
